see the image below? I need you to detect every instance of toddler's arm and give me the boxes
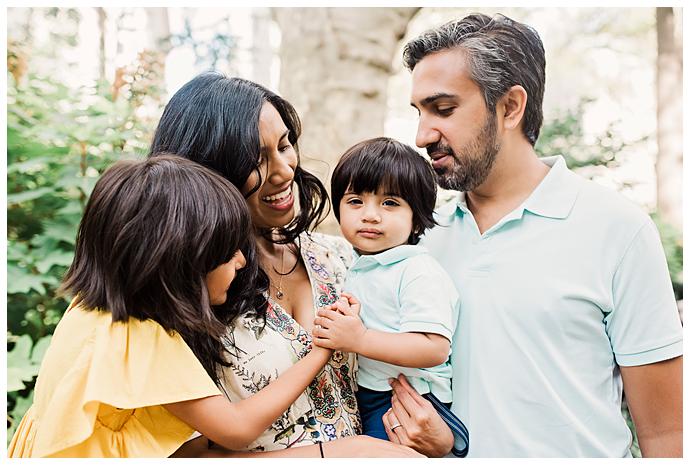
[313,293,450,368]
[163,344,332,451]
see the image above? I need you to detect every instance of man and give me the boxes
[383,13,682,458]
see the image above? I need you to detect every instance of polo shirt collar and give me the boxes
[350,244,427,271]
[455,155,579,220]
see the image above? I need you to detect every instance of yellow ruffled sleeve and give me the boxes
[23,308,221,458]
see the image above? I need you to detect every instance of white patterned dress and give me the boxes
[219,232,361,451]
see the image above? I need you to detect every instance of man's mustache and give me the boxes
[426,142,454,158]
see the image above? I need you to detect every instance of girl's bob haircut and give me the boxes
[331,137,437,245]
[60,154,266,384]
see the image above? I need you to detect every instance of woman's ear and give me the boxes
[499,85,528,131]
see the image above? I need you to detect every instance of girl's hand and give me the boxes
[308,339,334,363]
[312,297,367,353]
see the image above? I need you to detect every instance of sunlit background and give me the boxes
[6,7,683,450]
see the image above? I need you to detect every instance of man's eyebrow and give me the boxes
[411,92,458,108]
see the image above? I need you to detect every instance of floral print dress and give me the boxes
[219,232,361,451]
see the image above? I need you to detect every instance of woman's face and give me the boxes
[241,102,299,230]
[206,250,247,305]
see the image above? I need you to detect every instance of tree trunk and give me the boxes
[145,7,172,54]
[251,7,273,88]
[96,7,107,82]
[655,7,682,232]
[273,7,420,234]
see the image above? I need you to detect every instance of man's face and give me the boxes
[410,48,501,192]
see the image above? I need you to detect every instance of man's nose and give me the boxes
[415,117,441,149]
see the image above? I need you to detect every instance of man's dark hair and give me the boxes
[331,137,437,245]
[60,155,267,385]
[403,13,546,146]
[149,72,329,244]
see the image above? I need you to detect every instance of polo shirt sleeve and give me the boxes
[397,256,459,342]
[605,216,683,366]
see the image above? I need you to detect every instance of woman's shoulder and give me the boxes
[301,231,354,268]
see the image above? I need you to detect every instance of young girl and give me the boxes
[8,155,336,458]
[313,137,465,447]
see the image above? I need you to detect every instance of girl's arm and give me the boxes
[163,344,331,451]
[312,294,450,368]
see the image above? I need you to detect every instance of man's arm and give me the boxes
[384,374,454,457]
[620,356,682,457]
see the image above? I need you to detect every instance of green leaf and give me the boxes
[7,391,35,442]
[7,335,40,391]
[7,265,46,294]
[35,249,74,273]
[6,156,52,174]
[7,187,55,205]
[41,219,78,245]
[31,335,53,364]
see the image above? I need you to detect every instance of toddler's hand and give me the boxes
[332,292,361,317]
[312,302,366,353]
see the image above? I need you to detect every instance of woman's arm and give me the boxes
[312,295,450,368]
[172,435,424,458]
[163,344,332,451]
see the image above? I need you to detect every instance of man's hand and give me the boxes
[383,374,454,457]
[312,294,366,353]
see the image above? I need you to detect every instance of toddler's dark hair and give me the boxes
[331,137,437,245]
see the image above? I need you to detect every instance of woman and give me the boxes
[149,73,419,458]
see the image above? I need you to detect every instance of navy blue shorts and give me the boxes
[356,385,453,440]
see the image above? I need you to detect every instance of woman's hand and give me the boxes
[312,295,366,353]
[383,375,455,457]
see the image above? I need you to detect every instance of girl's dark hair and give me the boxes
[148,72,329,244]
[60,155,268,384]
[331,137,437,245]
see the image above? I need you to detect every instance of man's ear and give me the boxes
[499,85,528,131]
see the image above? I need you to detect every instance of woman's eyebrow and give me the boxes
[260,130,291,152]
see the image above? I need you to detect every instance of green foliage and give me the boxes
[6,39,165,440]
[651,214,683,301]
[536,98,629,169]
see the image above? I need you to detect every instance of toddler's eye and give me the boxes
[382,199,400,207]
[346,198,363,205]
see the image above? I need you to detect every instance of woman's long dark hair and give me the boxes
[148,72,329,245]
[60,155,267,384]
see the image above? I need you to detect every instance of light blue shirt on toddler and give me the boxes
[345,244,460,403]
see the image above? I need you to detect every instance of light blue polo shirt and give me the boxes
[345,245,459,403]
[421,156,683,457]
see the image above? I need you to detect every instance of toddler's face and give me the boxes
[339,189,413,255]
[205,250,247,305]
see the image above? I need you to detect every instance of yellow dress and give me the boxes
[8,305,221,457]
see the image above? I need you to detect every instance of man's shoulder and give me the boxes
[571,172,651,229]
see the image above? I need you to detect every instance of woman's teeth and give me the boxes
[262,187,291,202]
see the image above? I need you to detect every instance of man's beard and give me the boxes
[428,113,501,192]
